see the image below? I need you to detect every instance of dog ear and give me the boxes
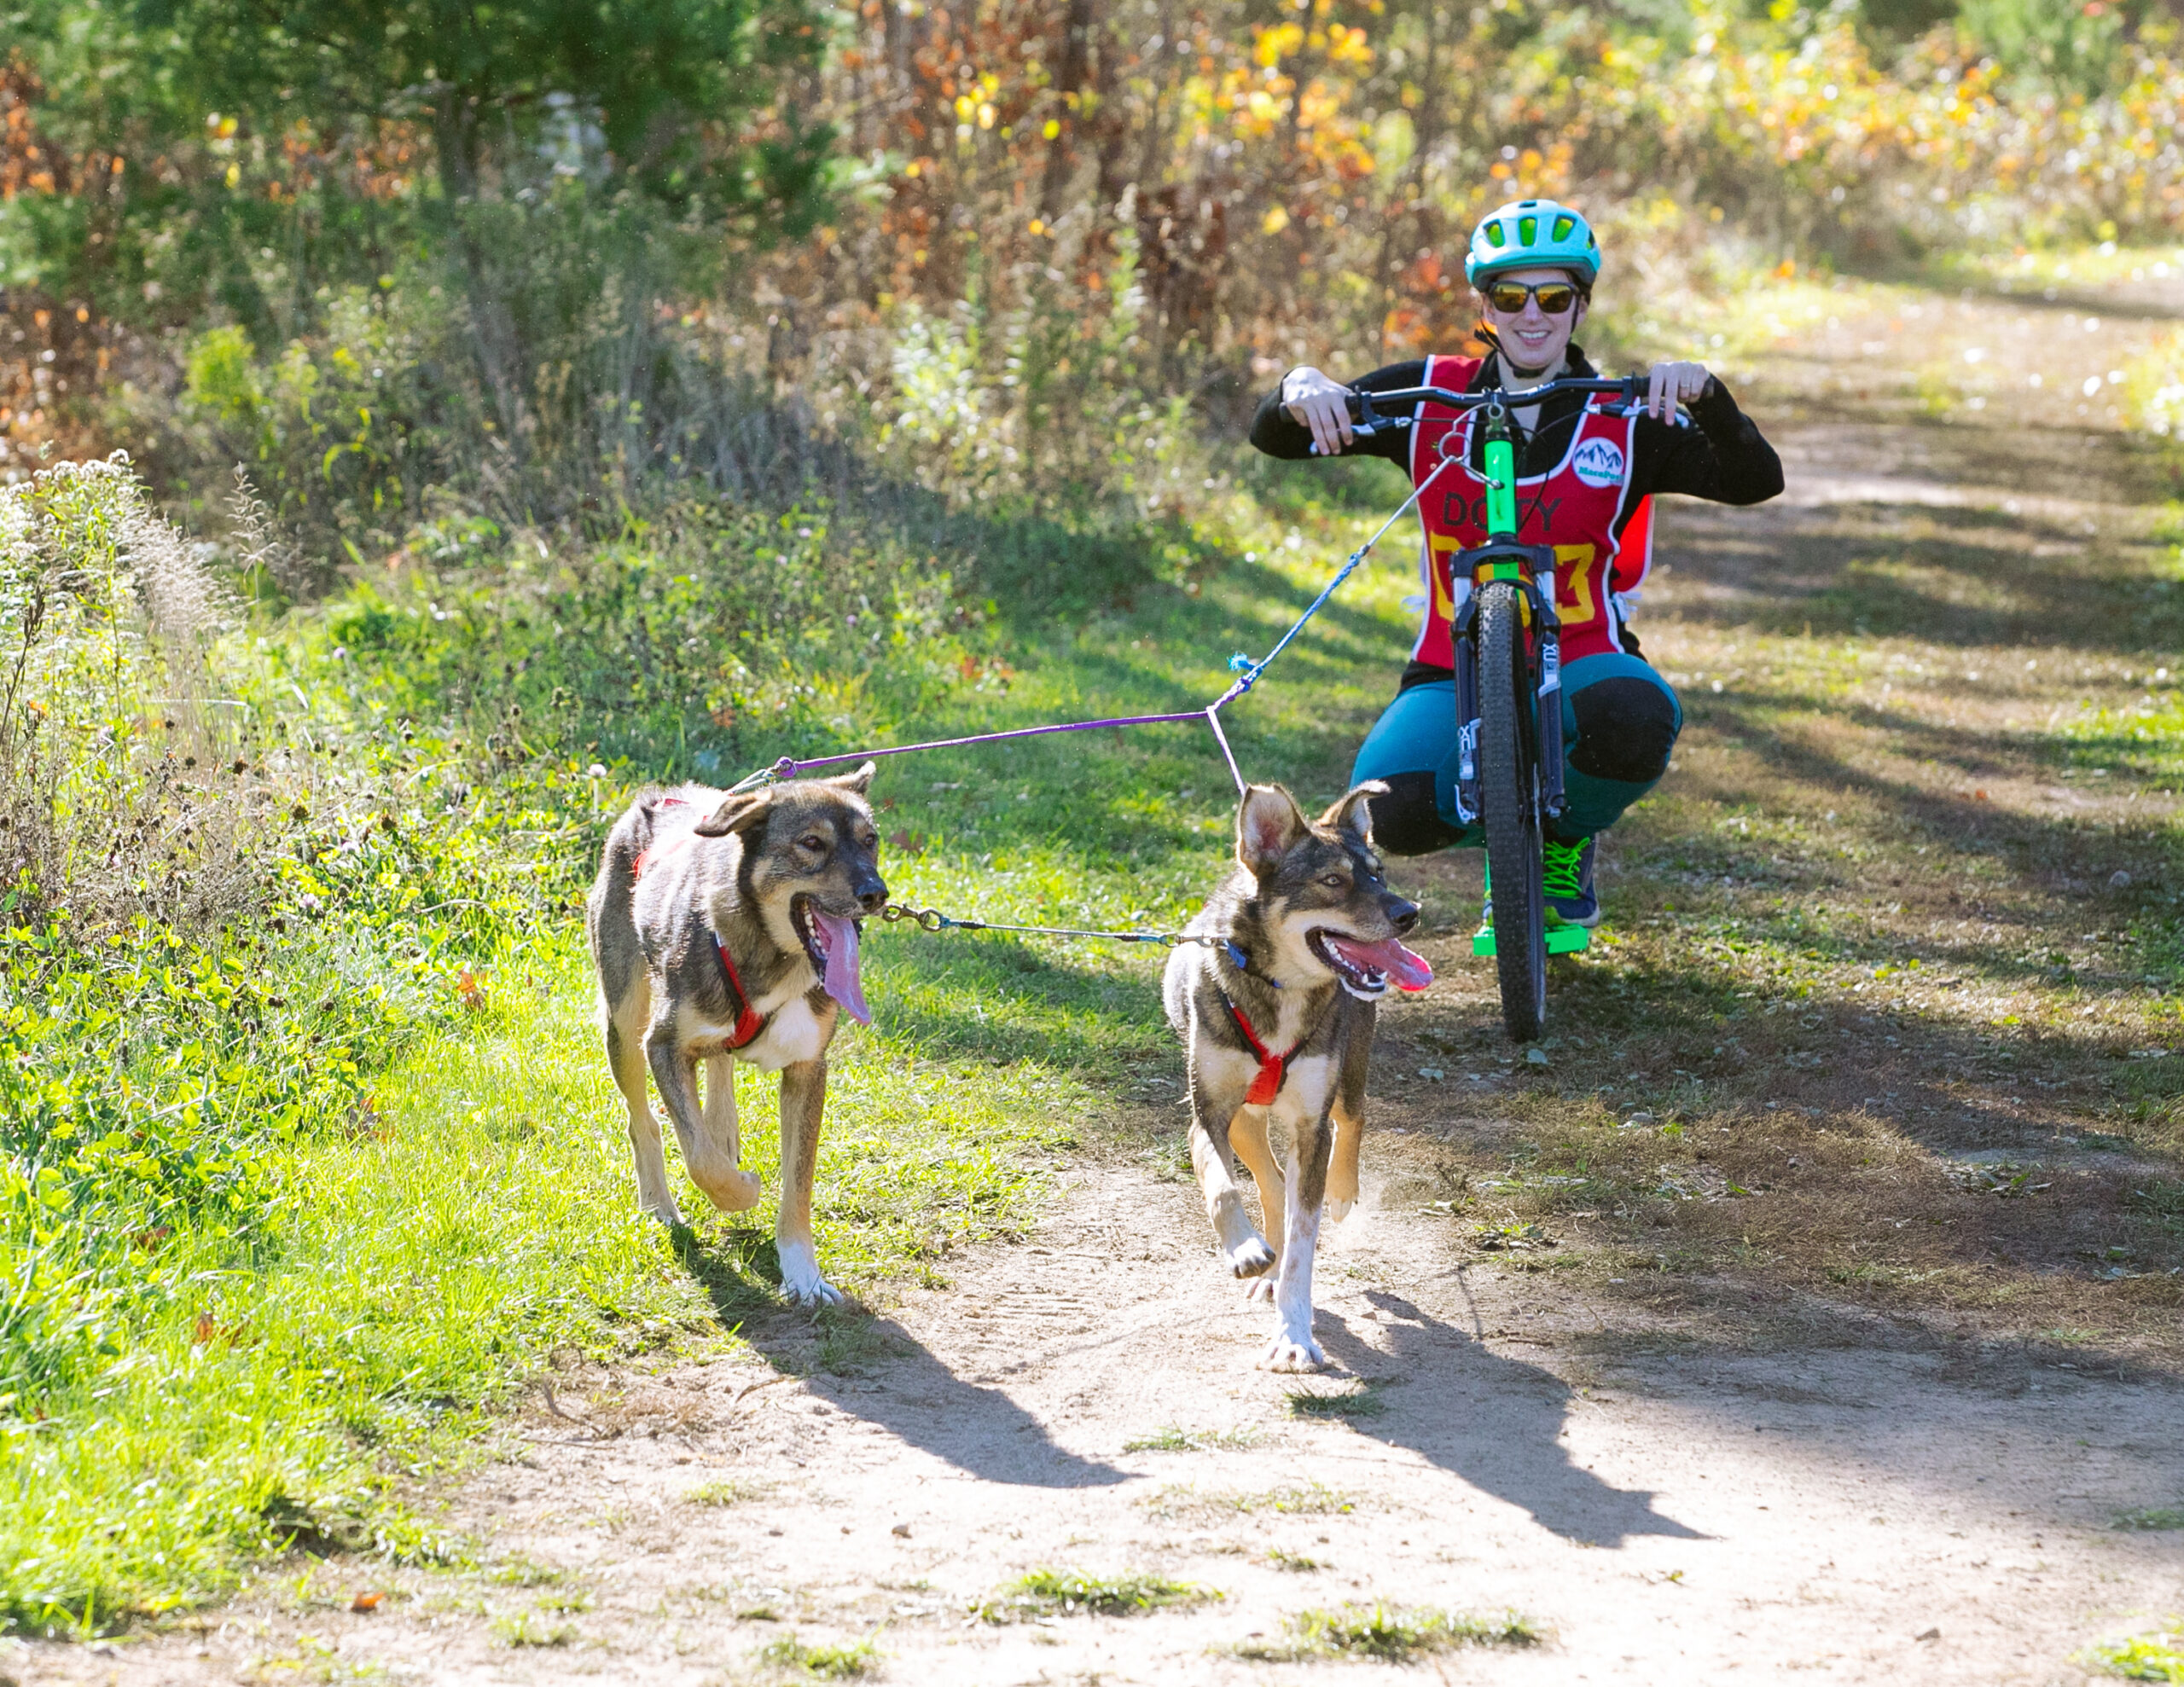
[1235,784,1308,872]
[1319,780,1388,843]
[821,760,878,797]
[692,789,773,838]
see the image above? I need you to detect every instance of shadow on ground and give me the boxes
[1319,1287,1707,1546]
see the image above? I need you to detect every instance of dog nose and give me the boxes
[857,876,887,915]
[1385,896,1420,934]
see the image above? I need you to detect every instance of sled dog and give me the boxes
[587,764,884,1305]
[1162,781,1430,1370]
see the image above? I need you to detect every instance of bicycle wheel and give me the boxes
[1475,580,1548,1041]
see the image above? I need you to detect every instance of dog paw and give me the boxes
[1324,1197,1355,1226]
[1259,1334,1329,1373]
[1244,1277,1277,1304]
[776,1241,842,1307]
[698,1168,764,1213]
[1225,1237,1278,1279]
[640,1198,688,1227]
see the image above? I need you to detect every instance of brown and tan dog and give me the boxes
[1162,781,1431,1370]
[586,765,884,1304]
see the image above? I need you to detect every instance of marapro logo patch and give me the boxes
[1571,438,1625,489]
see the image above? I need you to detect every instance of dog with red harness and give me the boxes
[585,764,884,1304]
[1163,781,1433,1371]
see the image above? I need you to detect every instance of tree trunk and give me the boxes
[1039,0,1096,217]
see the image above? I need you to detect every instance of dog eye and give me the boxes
[799,833,826,852]
[1320,872,1347,888]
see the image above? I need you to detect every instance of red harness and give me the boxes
[711,935,768,1051]
[634,797,769,1052]
[1221,992,1298,1106]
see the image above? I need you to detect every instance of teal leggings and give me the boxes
[1350,653,1682,855]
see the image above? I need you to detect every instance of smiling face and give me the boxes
[691,764,886,1023]
[1234,784,1427,999]
[1475,264,1590,377]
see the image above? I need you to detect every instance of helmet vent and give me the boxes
[1517,215,1537,245]
[1552,214,1574,241]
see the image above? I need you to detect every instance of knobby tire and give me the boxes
[1476,582,1548,1042]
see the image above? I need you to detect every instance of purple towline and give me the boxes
[724,454,1453,797]
[727,668,1261,797]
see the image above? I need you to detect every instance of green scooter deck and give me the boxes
[1472,921,1591,958]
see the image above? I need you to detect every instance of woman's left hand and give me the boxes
[1644,360,1712,422]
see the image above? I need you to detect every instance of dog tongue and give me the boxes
[1328,936,1435,992]
[815,912,870,1025]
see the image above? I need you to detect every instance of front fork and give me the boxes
[1449,543,1568,829]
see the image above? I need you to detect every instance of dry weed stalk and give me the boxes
[0,455,274,930]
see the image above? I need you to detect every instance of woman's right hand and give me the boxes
[1282,367,1355,456]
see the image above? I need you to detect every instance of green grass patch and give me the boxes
[680,1477,770,1507]
[491,1609,580,1648]
[2113,1508,2184,1532]
[756,1632,882,1678]
[1238,1603,1540,1661]
[973,1568,1218,1623]
[1142,1482,1356,1520]
[1283,1382,1387,1421]
[1121,1423,1262,1452]
[2085,1632,2184,1682]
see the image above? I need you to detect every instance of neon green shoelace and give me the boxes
[1541,838,1586,901]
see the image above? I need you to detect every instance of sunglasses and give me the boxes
[1483,280,1585,316]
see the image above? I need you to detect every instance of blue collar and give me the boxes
[1225,940,1281,987]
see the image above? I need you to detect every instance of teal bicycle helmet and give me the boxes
[1464,199,1601,287]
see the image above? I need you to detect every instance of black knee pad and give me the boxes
[1570,675,1679,785]
[1367,771,1467,855]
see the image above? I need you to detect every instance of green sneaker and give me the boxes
[1542,834,1600,927]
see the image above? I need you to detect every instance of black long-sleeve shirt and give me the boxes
[1248,344,1783,681]
[1250,345,1783,520]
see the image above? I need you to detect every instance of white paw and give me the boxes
[640,1197,688,1227]
[782,1274,845,1307]
[1324,1197,1355,1226]
[777,1242,843,1307]
[1244,1277,1277,1304]
[1260,1334,1328,1372]
[1225,1237,1277,1279]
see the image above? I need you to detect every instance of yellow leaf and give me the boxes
[1262,205,1291,235]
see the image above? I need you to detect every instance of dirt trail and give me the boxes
[24,1151,2183,1685]
[20,277,2184,1686]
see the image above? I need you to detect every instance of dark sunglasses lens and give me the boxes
[1486,282,1579,314]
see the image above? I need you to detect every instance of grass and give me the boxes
[681,1477,768,1507]
[488,1555,568,1587]
[1282,1383,1387,1421]
[1142,1482,1356,1520]
[1237,1603,1540,1661]
[2085,1632,2184,1683]
[2113,1509,2184,1532]
[756,1633,882,1679]
[491,1609,579,1648]
[1121,1424,1263,1452]
[972,1568,1217,1624]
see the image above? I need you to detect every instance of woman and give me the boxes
[1249,198,1784,927]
